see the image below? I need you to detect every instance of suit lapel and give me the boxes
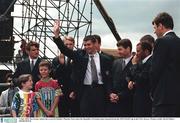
[82,54,89,75]
[100,53,109,79]
[25,58,31,73]
[31,58,41,72]
[99,53,104,74]
[123,57,133,72]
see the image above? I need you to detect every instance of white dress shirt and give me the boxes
[83,52,103,85]
[29,57,38,66]
[123,55,133,66]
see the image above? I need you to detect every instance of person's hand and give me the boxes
[59,53,65,64]
[109,93,119,103]
[128,81,135,90]
[53,20,60,38]
[131,55,140,65]
[69,91,76,100]
[45,110,54,117]
[5,107,11,114]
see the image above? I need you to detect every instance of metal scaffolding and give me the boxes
[12,0,93,59]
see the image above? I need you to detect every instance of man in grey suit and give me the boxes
[108,39,133,116]
[151,12,180,116]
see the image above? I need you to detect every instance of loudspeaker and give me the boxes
[0,17,13,39]
[0,0,14,39]
[0,40,14,62]
[0,0,14,14]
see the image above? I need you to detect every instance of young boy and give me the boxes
[35,60,63,117]
[11,74,38,117]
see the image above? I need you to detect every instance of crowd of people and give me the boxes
[1,12,180,117]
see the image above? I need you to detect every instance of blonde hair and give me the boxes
[63,36,75,44]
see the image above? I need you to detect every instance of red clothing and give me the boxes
[35,79,59,92]
[35,79,62,117]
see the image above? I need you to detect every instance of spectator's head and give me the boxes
[83,35,97,54]
[20,39,27,51]
[152,12,174,38]
[5,72,12,83]
[63,36,75,50]
[18,74,33,90]
[39,60,51,79]
[140,34,155,49]
[136,42,152,60]
[26,41,39,59]
[116,39,132,58]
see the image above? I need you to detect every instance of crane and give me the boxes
[93,0,121,42]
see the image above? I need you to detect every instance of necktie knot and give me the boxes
[90,55,94,58]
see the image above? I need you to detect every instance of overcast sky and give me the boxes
[12,0,180,57]
[92,0,180,50]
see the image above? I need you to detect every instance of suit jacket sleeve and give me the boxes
[52,57,65,80]
[13,62,21,78]
[112,59,131,99]
[12,62,22,85]
[151,38,169,93]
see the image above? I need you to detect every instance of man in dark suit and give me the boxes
[13,41,41,91]
[108,39,133,116]
[151,12,180,116]
[53,21,112,117]
[52,36,80,117]
[127,41,153,116]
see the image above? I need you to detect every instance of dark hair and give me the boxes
[18,74,32,89]
[83,35,96,44]
[116,38,132,52]
[39,60,51,70]
[93,34,101,44]
[26,41,39,51]
[20,39,27,49]
[140,34,155,48]
[152,12,174,29]
[5,72,12,83]
[137,42,152,54]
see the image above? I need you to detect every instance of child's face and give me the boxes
[39,66,49,78]
[23,77,33,90]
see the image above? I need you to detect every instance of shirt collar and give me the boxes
[142,54,152,64]
[123,55,133,65]
[89,52,98,57]
[163,30,173,36]
[29,57,38,63]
